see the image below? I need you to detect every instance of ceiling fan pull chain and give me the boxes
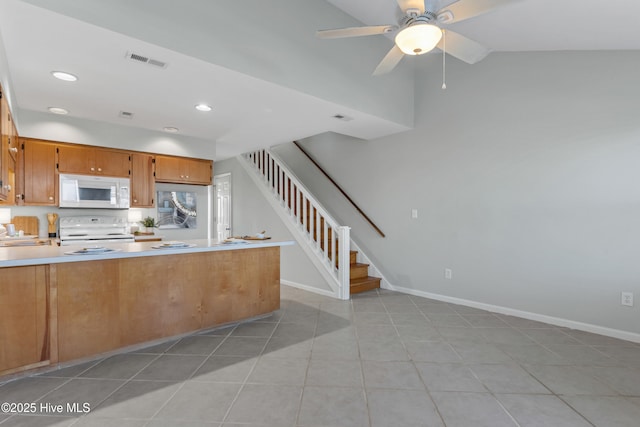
[441,29,447,90]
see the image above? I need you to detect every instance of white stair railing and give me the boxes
[240,149,350,300]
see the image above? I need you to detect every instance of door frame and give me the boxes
[213,172,232,241]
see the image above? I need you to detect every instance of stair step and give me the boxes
[350,262,370,279]
[350,276,381,294]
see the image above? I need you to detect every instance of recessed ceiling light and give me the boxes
[48,107,69,115]
[195,103,212,112]
[163,127,179,133]
[51,71,78,82]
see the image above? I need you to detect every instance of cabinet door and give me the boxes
[56,144,94,174]
[95,149,130,177]
[22,139,57,205]
[187,158,212,185]
[0,266,48,375]
[0,90,8,201]
[8,118,19,161]
[58,145,130,177]
[154,154,183,182]
[155,154,212,185]
[56,260,120,362]
[131,152,154,207]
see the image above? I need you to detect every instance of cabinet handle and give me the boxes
[133,199,138,203]
[3,184,11,191]
[90,167,95,171]
[48,196,54,201]
[185,175,189,179]
[98,167,102,172]
[9,147,18,153]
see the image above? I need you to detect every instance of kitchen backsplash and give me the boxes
[6,183,211,240]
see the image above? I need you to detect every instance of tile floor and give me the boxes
[1,285,640,426]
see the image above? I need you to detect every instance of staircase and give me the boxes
[349,250,381,294]
[240,149,381,299]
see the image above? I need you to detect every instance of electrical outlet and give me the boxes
[411,209,418,219]
[444,268,452,280]
[621,292,634,307]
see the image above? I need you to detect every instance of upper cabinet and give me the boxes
[1,86,18,204]
[57,145,130,177]
[130,152,155,207]
[155,155,212,185]
[20,138,57,206]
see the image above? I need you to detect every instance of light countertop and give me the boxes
[0,239,295,268]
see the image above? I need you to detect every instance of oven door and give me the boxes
[60,237,135,246]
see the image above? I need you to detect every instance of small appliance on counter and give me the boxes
[59,215,135,246]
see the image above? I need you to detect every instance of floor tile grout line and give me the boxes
[378,289,449,427]
[219,302,287,424]
[294,301,322,427]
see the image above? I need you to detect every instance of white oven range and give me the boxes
[59,216,135,246]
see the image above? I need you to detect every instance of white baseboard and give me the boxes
[280,280,336,298]
[385,283,640,344]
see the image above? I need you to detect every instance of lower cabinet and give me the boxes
[0,266,49,374]
[52,247,280,363]
[55,260,121,362]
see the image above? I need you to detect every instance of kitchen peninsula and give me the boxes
[0,239,293,377]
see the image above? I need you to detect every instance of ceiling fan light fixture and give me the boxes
[395,23,442,56]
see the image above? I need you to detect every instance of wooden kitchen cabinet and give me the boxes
[0,84,19,205]
[0,266,49,375]
[1,82,21,206]
[130,152,155,207]
[118,254,204,346]
[20,138,57,205]
[56,260,121,362]
[155,154,212,185]
[57,144,131,177]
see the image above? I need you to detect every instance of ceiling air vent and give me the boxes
[125,51,168,69]
[119,111,134,119]
[333,114,354,122]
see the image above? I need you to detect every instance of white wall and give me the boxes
[275,51,640,339]
[17,110,216,160]
[10,182,210,240]
[214,157,331,293]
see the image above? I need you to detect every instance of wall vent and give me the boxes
[119,111,134,119]
[125,51,168,69]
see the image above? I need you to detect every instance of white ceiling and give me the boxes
[1,0,639,160]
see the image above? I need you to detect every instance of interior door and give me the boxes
[214,173,231,241]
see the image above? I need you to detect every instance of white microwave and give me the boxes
[59,174,130,209]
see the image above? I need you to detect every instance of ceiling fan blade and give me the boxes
[373,45,405,76]
[396,0,425,14]
[316,25,395,39]
[437,30,490,64]
[437,0,519,24]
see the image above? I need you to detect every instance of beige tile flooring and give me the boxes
[1,285,640,426]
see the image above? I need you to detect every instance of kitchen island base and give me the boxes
[0,245,281,377]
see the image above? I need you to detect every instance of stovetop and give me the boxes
[59,216,134,240]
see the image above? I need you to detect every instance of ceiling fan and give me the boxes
[317,0,519,75]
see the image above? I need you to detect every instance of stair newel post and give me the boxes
[337,226,351,300]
